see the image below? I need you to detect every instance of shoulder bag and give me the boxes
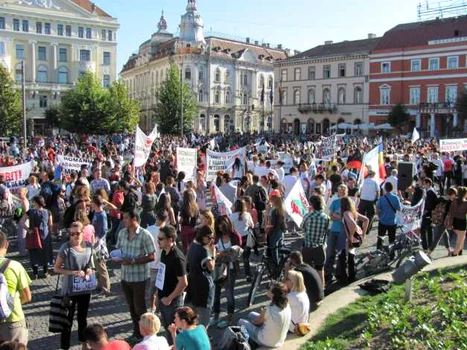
[48,275,71,333]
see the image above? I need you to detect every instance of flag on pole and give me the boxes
[411,127,420,144]
[358,143,386,186]
[284,180,310,227]
[210,184,232,216]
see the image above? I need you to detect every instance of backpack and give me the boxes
[254,187,267,211]
[432,197,448,226]
[0,260,15,321]
[218,326,251,350]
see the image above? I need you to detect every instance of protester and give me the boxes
[16,188,29,257]
[168,307,211,350]
[445,186,467,256]
[358,170,379,232]
[229,199,254,279]
[283,270,309,333]
[376,182,401,251]
[266,195,286,267]
[180,190,199,253]
[91,195,110,296]
[133,313,169,350]
[140,182,157,229]
[83,324,131,350]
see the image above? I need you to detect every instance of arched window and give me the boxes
[225,90,231,104]
[185,67,191,80]
[260,74,265,88]
[338,87,346,104]
[354,87,363,104]
[268,77,273,89]
[243,93,248,105]
[308,89,315,104]
[58,66,68,84]
[198,89,203,102]
[36,65,48,83]
[307,118,315,134]
[214,115,220,132]
[215,90,220,104]
[215,68,221,82]
[294,89,301,105]
[323,88,331,106]
[224,70,230,83]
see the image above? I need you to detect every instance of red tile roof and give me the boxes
[71,0,112,18]
[375,15,467,51]
[292,38,380,60]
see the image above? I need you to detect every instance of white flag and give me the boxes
[134,125,157,167]
[210,184,232,216]
[411,127,420,144]
[284,180,310,227]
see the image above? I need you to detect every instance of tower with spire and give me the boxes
[157,10,168,32]
[178,0,206,49]
[151,10,173,50]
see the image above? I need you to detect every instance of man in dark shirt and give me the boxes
[157,225,188,345]
[329,165,343,195]
[286,251,323,310]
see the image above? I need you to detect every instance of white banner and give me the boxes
[206,147,246,182]
[210,183,233,216]
[57,155,92,174]
[176,148,197,182]
[134,125,158,167]
[0,161,33,191]
[278,152,294,175]
[318,134,337,160]
[439,138,467,152]
[284,179,310,227]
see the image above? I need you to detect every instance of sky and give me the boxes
[92,0,430,74]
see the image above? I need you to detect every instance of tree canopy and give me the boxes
[154,65,198,135]
[456,89,467,125]
[387,103,409,132]
[0,65,22,136]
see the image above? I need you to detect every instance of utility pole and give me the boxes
[21,61,27,148]
[180,66,184,137]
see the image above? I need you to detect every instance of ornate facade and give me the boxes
[120,0,287,134]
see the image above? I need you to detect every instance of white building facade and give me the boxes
[274,36,379,135]
[120,0,287,134]
[0,0,119,135]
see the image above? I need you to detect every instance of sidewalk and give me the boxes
[261,254,467,350]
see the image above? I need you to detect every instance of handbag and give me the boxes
[48,276,71,333]
[25,227,43,250]
[246,229,256,248]
[293,321,312,336]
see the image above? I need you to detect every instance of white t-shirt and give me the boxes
[360,178,379,201]
[230,212,253,237]
[133,335,169,350]
[258,304,292,348]
[276,167,285,181]
[287,291,310,332]
[146,225,162,270]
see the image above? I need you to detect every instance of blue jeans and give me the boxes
[238,312,262,346]
[324,231,346,276]
[267,231,284,265]
[213,269,236,315]
[159,295,183,345]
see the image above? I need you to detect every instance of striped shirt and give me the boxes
[301,210,330,248]
[117,226,155,282]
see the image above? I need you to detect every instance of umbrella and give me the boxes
[374,123,394,130]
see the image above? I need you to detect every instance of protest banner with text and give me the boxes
[439,138,467,152]
[176,148,198,182]
[57,155,92,174]
[0,161,33,192]
[206,148,246,182]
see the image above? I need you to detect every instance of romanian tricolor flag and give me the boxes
[358,143,386,186]
[378,143,386,180]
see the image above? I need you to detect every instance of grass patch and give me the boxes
[302,265,467,350]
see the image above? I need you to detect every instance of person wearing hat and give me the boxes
[357,169,379,233]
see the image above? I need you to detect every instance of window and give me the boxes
[354,87,363,104]
[225,90,231,104]
[36,21,42,34]
[80,49,90,61]
[446,86,457,106]
[308,89,315,104]
[381,62,390,73]
[380,87,390,105]
[44,22,50,34]
[0,17,4,30]
[103,52,110,65]
[268,77,273,89]
[78,27,84,38]
[215,68,220,82]
[39,95,48,108]
[59,48,67,62]
[323,88,331,105]
[15,64,22,83]
[58,66,68,84]
[103,74,110,88]
[243,93,248,105]
[308,66,315,80]
[293,89,301,105]
[16,44,24,59]
[0,42,4,56]
[355,62,363,76]
[447,56,458,69]
[243,73,248,85]
[66,25,71,37]
[13,19,20,31]
[260,74,265,87]
[101,30,106,40]
[411,59,421,72]
[38,46,47,61]
[107,30,112,41]
[338,87,346,104]
[215,91,220,104]
[294,68,301,81]
[198,68,204,81]
[198,89,203,102]
[409,87,420,105]
[338,64,346,77]
[428,58,439,70]
[281,69,287,82]
[86,27,92,39]
[225,70,230,83]
[427,86,438,103]
[57,24,63,36]
[184,67,191,80]
[281,90,287,105]
[36,66,47,83]
[22,20,29,32]
[323,65,331,79]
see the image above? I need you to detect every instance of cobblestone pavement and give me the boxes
[5,219,453,350]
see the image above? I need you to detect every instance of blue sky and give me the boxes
[94,0,425,74]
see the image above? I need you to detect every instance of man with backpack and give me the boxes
[0,231,32,345]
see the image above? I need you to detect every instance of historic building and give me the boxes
[369,16,467,137]
[120,0,287,134]
[273,36,379,135]
[0,0,119,135]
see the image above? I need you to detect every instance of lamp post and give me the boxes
[180,65,184,137]
[21,61,27,148]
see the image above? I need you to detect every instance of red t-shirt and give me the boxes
[443,159,454,172]
[102,340,132,350]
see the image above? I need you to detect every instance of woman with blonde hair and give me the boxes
[284,270,309,333]
[198,210,215,231]
[16,187,29,256]
[133,313,169,350]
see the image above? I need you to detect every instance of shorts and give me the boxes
[302,246,325,270]
[0,319,28,346]
[452,217,467,231]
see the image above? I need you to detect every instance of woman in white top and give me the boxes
[133,313,169,350]
[229,199,254,279]
[26,175,41,200]
[231,157,245,181]
[284,270,310,333]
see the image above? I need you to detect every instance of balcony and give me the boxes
[297,103,338,114]
[419,102,455,113]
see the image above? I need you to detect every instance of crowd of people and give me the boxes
[0,131,465,349]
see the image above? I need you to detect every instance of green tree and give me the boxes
[107,80,140,133]
[387,103,409,132]
[0,65,22,135]
[456,89,467,125]
[44,105,61,130]
[154,65,198,135]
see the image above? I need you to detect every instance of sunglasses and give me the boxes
[69,231,81,237]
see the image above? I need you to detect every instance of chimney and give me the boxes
[293,50,301,56]
[246,37,250,44]
[266,43,270,48]
[324,40,333,45]
[254,40,259,45]
[368,33,376,39]
[277,44,282,49]
[262,43,266,47]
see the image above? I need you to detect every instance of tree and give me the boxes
[154,65,198,135]
[59,72,140,134]
[387,103,409,132]
[0,65,22,136]
[44,105,61,130]
[456,90,467,126]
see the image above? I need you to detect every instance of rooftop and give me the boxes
[70,0,112,17]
